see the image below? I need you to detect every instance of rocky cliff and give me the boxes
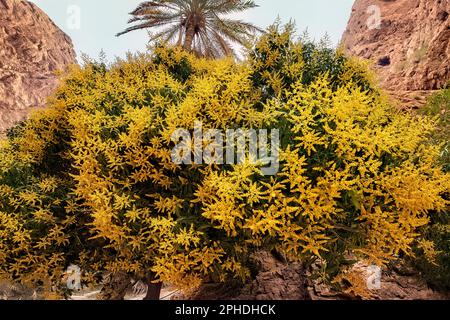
[0,0,76,132]
[342,0,449,95]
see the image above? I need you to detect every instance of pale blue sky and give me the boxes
[30,0,355,62]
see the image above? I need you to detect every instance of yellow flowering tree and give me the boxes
[0,24,448,300]
[0,46,277,299]
[0,123,79,298]
[190,24,449,292]
[411,87,450,291]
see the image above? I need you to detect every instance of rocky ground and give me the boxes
[387,90,439,110]
[170,252,449,301]
[0,279,180,301]
[1,252,448,300]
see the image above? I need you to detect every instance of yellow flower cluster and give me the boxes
[0,32,448,298]
[197,73,449,268]
[0,174,72,293]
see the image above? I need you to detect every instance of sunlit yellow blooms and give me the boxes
[33,209,56,223]
[0,37,448,300]
[153,196,184,216]
[417,239,440,266]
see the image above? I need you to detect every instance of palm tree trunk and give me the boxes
[183,24,195,51]
[143,274,162,300]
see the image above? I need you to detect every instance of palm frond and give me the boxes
[117,0,262,58]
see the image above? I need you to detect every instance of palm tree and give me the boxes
[117,0,262,58]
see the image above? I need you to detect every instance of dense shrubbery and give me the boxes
[412,86,450,291]
[0,24,449,298]
[420,86,449,172]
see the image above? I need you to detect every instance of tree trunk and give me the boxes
[183,24,195,51]
[143,274,162,300]
[99,273,131,300]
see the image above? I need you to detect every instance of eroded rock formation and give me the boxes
[341,0,449,94]
[186,253,449,301]
[0,0,76,132]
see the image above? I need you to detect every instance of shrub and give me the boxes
[1,48,276,296]
[412,86,450,291]
[200,75,448,270]
[420,86,449,172]
[0,25,448,298]
[249,22,376,102]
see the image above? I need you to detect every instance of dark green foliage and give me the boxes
[421,86,449,172]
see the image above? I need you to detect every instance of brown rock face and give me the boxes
[341,0,450,92]
[308,261,449,301]
[185,252,309,300]
[0,0,76,132]
[181,253,448,301]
